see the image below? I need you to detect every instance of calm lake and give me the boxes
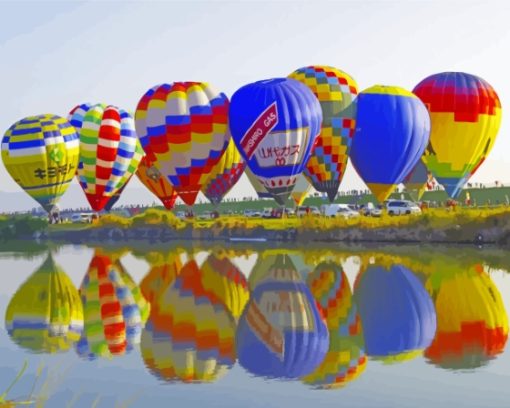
[0,244,509,408]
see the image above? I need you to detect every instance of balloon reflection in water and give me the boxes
[201,251,250,320]
[76,252,150,359]
[303,262,366,389]
[141,260,237,383]
[425,264,508,370]
[236,254,329,379]
[354,263,436,362]
[139,250,184,305]
[5,254,83,353]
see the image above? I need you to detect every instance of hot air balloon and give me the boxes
[236,254,329,379]
[135,152,178,210]
[104,139,145,212]
[141,260,236,383]
[1,114,79,213]
[350,86,430,203]
[202,138,245,206]
[425,264,508,370]
[289,66,358,202]
[139,249,184,305]
[5,254,83,354]
[229,78,322,205]
[290,173,312,207]
[354,263,436,362]
[302,261,366,389]
[245,167,272,199]
[403,159,432,201]
[76,252,150,359]
[413,72,502,198]
[135,82,230,206]
[200,252,250,320]
[69,103,138,212]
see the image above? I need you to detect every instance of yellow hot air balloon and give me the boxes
[202,138,245,206]
[425,264,508,369]
[1,114,79,212]
[200,251,250,320]
[141,260,236,383]
[5,254,83,354]
[413,72,502,198]
[290,173,312,207]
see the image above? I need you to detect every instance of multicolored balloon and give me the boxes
[354,263,436,362]
[5,254,83,354]
[202,138,245,206]
[425,264,508,370]
[413,72,502,198]
[200,252,250,320]
[104,139,145,211]
[141,260,236,383]
[403,159,432,201]
[1,114,79,212]
[229,78,322,205]
[245,167,271,199]
[303,261,366,389]
[290,173,312,207]
[76,252,150,359]
[135,82,230,206]
[289,66,358,202]
[69,103,138,212]
[350,86,430,203]
[135,152,178,210]
[236,254,329,379]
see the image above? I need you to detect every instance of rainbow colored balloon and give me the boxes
[303,262,366,389]
[350,86,430,203]
[5,254,83,354]
[413,72,502,198]
[69,103,138,212]
[1,114,79,212]
[289,66,358,202]
[200,252,250,320]
[104,139,145,211]
[202,138,245,206]
[236,254,329,379]
[229,78,322,205]
[135,82,230,206]
[425,264,508,370]
[141,260,236,383]
[135,152,178,210]
[76,252,150,359]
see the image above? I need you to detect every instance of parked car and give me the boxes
[175,211,186,219]
[336,206,360,219]
[269,207,295,219]
[198,211,220,220]
[386,200,421,215]
[262,208,274,218]
[361,203,382,217]
[244,209,262,218]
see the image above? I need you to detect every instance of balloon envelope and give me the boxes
[236,254,329,379]
[135,82,230,206]
[1,114,79,212]
[229,78,322,205]
[403,159,431,201]
[5,255,83,353]
[290,173,312,207]
[350,86,430,203]
[69,103,139,212]
[354,263,437,361]
[413,72,502,198]
[289,66,358,202]
[202,138,246,205]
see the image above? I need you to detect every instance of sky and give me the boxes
[1,0,509,206]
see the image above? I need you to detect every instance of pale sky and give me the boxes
[1,0,509,203]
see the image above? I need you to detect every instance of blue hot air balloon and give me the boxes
[354,263,437,362]
[229,78,322,205]
[349,86,430,203]
[236,254,329,379]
